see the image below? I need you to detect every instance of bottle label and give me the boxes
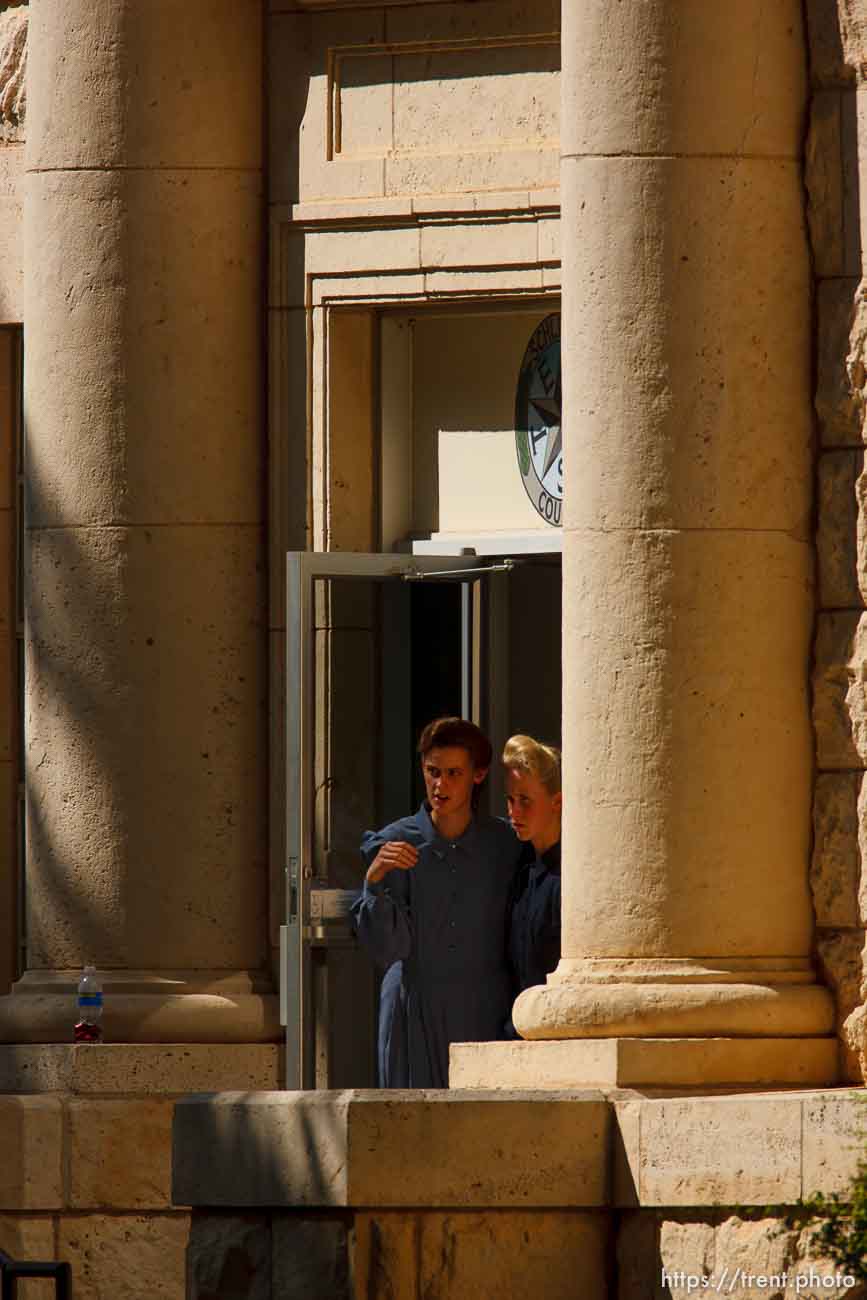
[78,994,103,1007]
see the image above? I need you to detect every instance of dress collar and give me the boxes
[414,802,480,854]
[414,802,438,842]
[536,840,561,874]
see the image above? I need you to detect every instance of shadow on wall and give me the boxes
[265,10,314,994]
[807,1,867,1086]
[20,393,268,977]
[178,1093,351,1300]
[22,440,150,968]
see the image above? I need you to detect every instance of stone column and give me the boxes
[454,1,836,1089]
[0,1,276,1044]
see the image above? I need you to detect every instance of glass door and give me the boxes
[282,551,498,1089]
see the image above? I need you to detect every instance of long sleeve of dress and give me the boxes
[350,832,413,970]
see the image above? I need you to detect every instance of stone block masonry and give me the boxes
[0,1044,280,1300]
[175,1089,867,1300]
[0,3,26,145]
[807,2,867,1083]
[2,1086,861,1300]
[0,1093,189,1300]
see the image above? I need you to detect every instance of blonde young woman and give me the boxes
[502,735,562,1029]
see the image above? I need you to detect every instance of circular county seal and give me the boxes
[514,313,562,526]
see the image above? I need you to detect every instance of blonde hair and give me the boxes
[501,734,561,795]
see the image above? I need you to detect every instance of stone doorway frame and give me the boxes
[266,200,561,993]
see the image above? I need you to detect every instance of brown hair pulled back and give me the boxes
[417,717,493,771]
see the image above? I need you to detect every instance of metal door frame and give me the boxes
[281,550,489,1089]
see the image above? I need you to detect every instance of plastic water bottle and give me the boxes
[74,966,103,1043]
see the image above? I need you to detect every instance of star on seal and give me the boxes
[529,373,562,482]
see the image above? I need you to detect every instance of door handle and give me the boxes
[287,856,299,922]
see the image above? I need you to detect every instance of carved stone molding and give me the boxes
[0,3,26,143]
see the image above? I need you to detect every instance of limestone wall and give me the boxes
[807,4,867,1083]
[0,328,19,999]
[617,1213,864,1300]
[7,1086,859,1300]
[0,1092,189,1300]
[185,1211,863,1300]
[0,3,24,322]
[0,1044,279,1300]
[174,1089,866,1300]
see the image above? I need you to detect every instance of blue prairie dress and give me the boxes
[505,840,562,1038]
[351,802,521,1088]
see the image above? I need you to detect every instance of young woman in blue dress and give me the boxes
[502,734,562,1032]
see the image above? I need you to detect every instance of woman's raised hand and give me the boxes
[366,841,419,884]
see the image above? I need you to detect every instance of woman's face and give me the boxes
[505,768,562,852]
[422,745,486,823]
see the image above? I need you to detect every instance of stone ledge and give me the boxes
[172,1088,866,1212]
[172,1089,610,1209]
[0,1093,182,1212]
[68,1099,176,1210]
[0,991,281,1044]
[288,188,560,227]
[615,1090,864,1208]
[449,1037,839,1090]
[0,1044,281,1095]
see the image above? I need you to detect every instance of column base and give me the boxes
[449,1037,839,1091]
[513,965,836,1040]
[0,969,281,1044]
